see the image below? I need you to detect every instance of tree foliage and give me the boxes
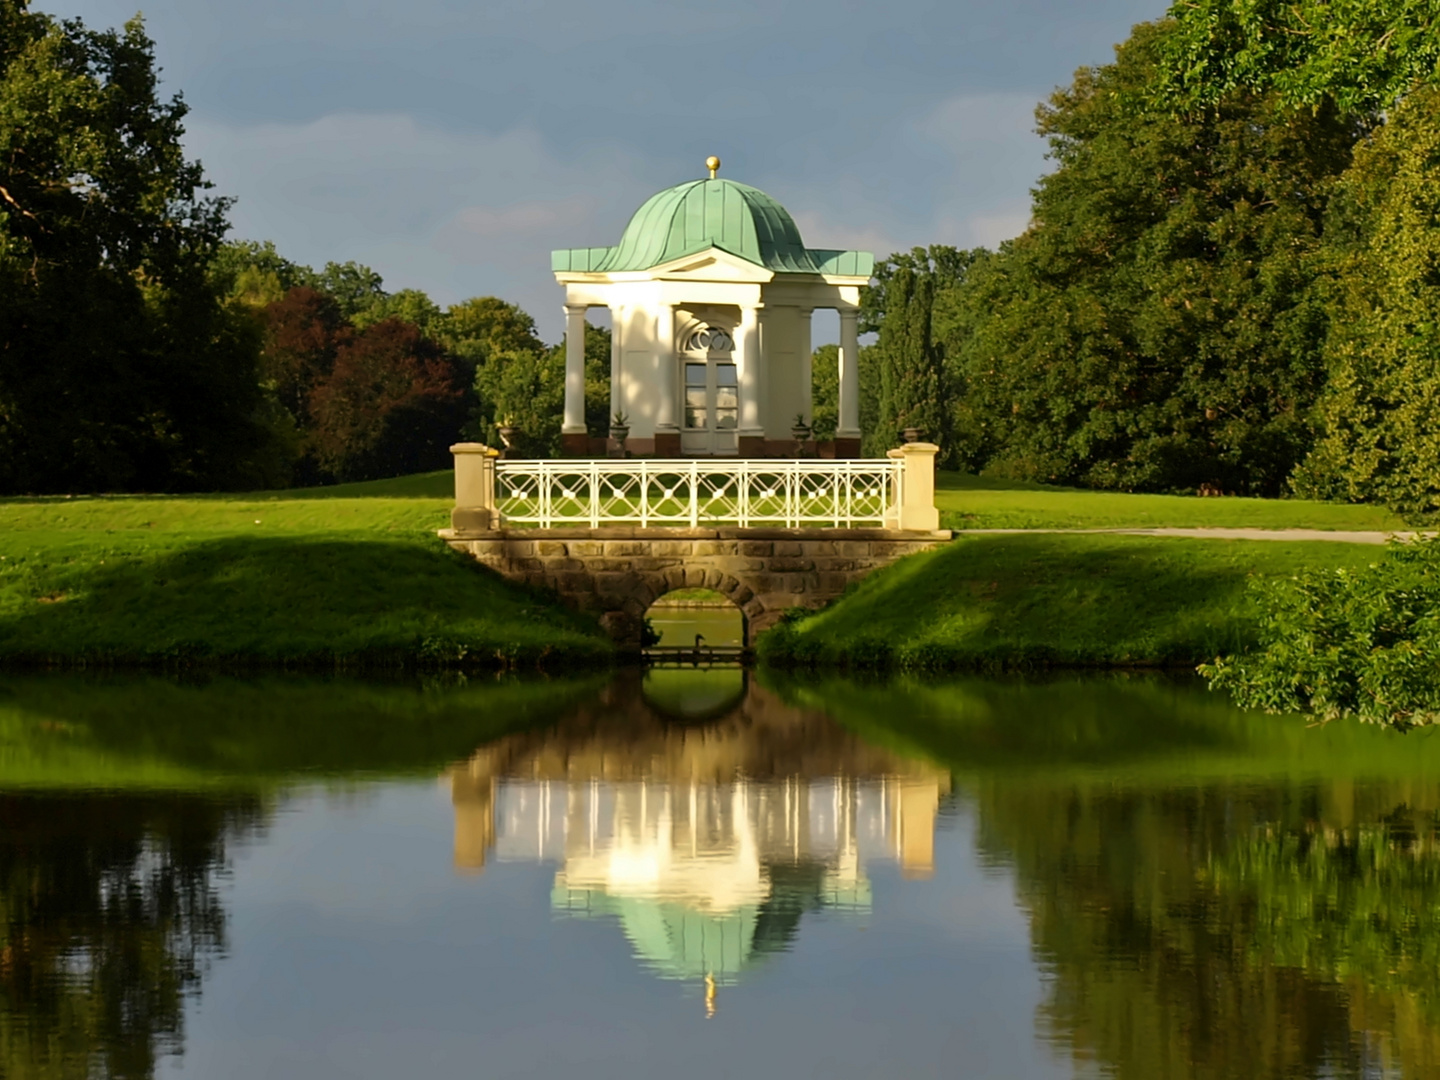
[1293,87,1440,516]
[1157,0,1440,114]
[946,20,1367,494]
[1201,538,1440,730]
[0,3,279,493]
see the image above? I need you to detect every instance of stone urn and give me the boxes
[902,427,924,444]
[497,423,521,458]
[609,412,630,458]
[791,415,812,457]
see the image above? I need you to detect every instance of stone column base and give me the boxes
[653,430,681,456]
[737,434,766,458]
[561,432,590,456]
[832,436,862,459]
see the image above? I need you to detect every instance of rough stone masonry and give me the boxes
[440,525,950,648]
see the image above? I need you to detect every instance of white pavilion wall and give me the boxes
[614,304,662,446]
[761,305,810,441]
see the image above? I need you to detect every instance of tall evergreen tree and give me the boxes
[876,266,944,451]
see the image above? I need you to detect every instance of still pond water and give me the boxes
[2,663,1439,1079]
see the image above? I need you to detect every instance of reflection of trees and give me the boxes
[974,780,1440,1079]
[0,793,263,1080]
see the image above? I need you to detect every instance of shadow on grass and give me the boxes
[0,534,610,670]
[0,470,454,504]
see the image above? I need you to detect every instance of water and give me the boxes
[2,667,1439,1079]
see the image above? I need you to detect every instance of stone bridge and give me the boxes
[439,441,951,648]
[441,525,949,646]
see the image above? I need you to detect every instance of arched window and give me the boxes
[682,325,733,354]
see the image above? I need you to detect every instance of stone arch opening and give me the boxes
[644,586,746,650]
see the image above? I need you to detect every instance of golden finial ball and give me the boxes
[706,155,721,178]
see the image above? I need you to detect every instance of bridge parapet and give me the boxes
[444,447,948,647]
[441,525,949,647]
[450,446,940,532]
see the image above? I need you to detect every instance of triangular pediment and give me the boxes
[650,245,775,284]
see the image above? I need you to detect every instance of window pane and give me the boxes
[685,363,707,387]
[715,409,737,429]
[685,387,707,429]
[715,386,737,410]
[715,364,737,386]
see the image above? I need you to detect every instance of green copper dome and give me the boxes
[552,177,874,277]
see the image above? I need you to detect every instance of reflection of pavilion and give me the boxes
[444,673,948,994]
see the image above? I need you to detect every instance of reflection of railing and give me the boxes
[493,459,904,528]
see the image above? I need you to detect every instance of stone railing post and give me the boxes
[451,442,500,532]
[886,442,940,531]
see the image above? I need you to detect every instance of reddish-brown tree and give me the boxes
[258,287,348,427]
[307,319,467,482]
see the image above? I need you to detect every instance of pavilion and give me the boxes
[552,158,873,458]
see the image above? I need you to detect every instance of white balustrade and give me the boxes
[491,458,905,528]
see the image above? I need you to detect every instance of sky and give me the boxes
[44,0,1165,340]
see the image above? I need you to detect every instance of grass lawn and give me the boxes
[937,472,1408,531]
[0,470,610,669]
[758,532,1386,671]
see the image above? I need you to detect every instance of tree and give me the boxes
[351,288,444,339]
[1291,87,1440,516]
[865,246,981,459]
[1157,0,1440,114]
[258,286,345,428]
[949,20,1368,494]
[305,260,385,320]
[875,266,943,452]
[0,4,279,493]
[307,318,467,481]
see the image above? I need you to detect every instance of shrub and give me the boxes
[1200,539,1440,729]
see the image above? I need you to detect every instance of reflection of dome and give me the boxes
[641,668,746,723]
[553,862,853,987]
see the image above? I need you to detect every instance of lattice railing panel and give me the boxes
[494,459,902,528]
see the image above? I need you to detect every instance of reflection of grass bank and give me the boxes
[0,481,610,669]
[764,672,1440,782]
[0,673,606,787]
[759,534,1383,671]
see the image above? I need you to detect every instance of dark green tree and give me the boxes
[951,20,1369,494]
[875,266,943,452]
[1157,0,1440,114]
[1292,86,1440,517]
[0,3,279,493]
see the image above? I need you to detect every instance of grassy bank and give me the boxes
[0,472,611,670]
[758,533,1384,671]
[937,472,1407,531]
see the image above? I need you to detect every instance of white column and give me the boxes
[654,304,677,432]
[609,306,624,423]
[798,308,814,423]
[737,303,762,437]
[562,304,587,435]
[837,307,861,439]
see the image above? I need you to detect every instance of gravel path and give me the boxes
[956,527,1422,544]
